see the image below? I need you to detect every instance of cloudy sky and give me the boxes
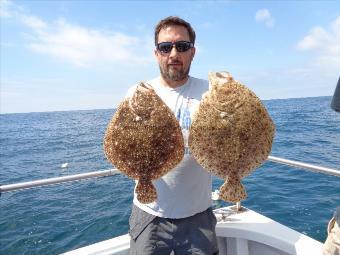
[1,0,339,113]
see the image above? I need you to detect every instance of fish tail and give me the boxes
[136,178,157,204]
[219,175,247,203]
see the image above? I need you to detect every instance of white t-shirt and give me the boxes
[127,76,212,219]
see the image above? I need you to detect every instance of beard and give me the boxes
[159,62,191,81]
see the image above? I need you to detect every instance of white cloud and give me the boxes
[20,14,48,31]
[297,16,340,70]
[0,0,13,17]
[1,0,153,67]
[296,26,330,50]
[255,9,275,28]
[27,20,152,67]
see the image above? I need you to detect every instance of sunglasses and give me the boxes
[156,41,194,54]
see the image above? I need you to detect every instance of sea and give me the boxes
[0,96,339,255]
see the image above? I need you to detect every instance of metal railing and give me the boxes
[267,156,340,177]
[0,169,120,195]
[0,156,339,195]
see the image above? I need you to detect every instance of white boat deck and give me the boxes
[62,206,323,255]
[214,206,323,255]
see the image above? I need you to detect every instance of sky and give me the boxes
[1,0,340,114]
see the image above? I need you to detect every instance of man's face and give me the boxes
[155,25,195,84]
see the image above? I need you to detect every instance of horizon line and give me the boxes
[0,95,332,115]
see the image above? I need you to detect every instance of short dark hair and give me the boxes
[154,16,196,46]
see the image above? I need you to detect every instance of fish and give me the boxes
[104,82,184,204]
[189,71,275,203]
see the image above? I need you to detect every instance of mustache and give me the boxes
[168,60,183,65]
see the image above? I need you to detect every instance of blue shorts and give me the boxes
[129,205,218,255]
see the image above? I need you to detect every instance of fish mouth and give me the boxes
[138,82,153,92]
[208,71,233,89]
[129,82,155,119]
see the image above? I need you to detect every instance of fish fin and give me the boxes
[219,175,247,203]
[136,178,157,204]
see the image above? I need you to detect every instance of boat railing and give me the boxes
[0,155,339,196]
[267,156,340,177]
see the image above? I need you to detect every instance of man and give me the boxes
[323,78,340,255]
[128,16,218,255]
[323,207,340,255]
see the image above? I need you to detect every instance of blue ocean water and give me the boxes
[0,96,339,255]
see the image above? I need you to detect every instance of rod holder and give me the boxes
[236,201,241,211]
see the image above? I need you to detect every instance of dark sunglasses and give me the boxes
[156,41,194,54]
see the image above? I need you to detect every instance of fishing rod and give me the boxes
[0,156,339,196]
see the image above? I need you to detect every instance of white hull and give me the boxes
[62,206,323,255]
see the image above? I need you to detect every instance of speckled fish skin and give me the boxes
[104,82,184,204]
[189,71,275,203]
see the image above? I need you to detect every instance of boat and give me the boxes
[1,78,339,255]
[60,205,324,255]
[1,156,339,255]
